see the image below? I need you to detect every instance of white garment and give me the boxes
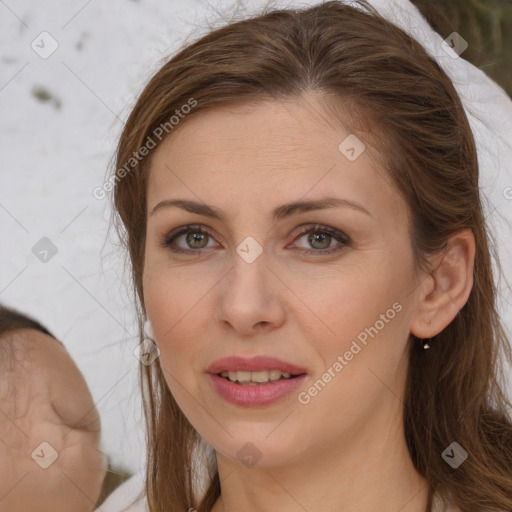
[95,1,512,511]
[94,471,147,512]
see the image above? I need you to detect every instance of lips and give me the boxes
[209,372,307,406]
[207,355,308,376]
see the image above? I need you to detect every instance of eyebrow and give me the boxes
[150,196,371,221]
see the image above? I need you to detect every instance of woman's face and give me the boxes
[143,94,424,467]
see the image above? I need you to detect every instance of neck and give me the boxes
[210,399,429,512]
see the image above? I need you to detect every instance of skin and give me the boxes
[143,93,474,512]
[0,328,107,512]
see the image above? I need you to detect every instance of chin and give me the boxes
[208,429,305,470]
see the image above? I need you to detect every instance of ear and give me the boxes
[410,229,475,339]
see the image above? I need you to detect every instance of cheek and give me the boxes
[142,267,208,401]
[143,251,200,336]
[294,282,410,437]
[302,258,412,381]
[302,262,401,329]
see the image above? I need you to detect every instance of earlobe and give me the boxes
[410,229,475,340]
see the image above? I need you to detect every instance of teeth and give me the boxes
[220,370,293,384]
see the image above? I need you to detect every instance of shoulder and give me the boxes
[94,471,147,512]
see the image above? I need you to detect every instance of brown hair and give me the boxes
[0,303,57,340]
[0,303,62,368]
[110,1,512,510]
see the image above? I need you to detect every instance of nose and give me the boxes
[216,254,286,335]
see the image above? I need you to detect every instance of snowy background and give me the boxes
[1,0,511,477]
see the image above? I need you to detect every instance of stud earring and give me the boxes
[422,319,433,349]
[144,318,154,340]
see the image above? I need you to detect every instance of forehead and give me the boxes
[147,94,406,224]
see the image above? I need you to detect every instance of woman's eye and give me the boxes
[292,225,350,256]
[160,224,350,256]
[160,225,217,254]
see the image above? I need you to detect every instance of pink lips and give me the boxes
[207,355,307,375]
[207,355,308,406]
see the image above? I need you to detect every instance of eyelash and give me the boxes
[160,223,351,257]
